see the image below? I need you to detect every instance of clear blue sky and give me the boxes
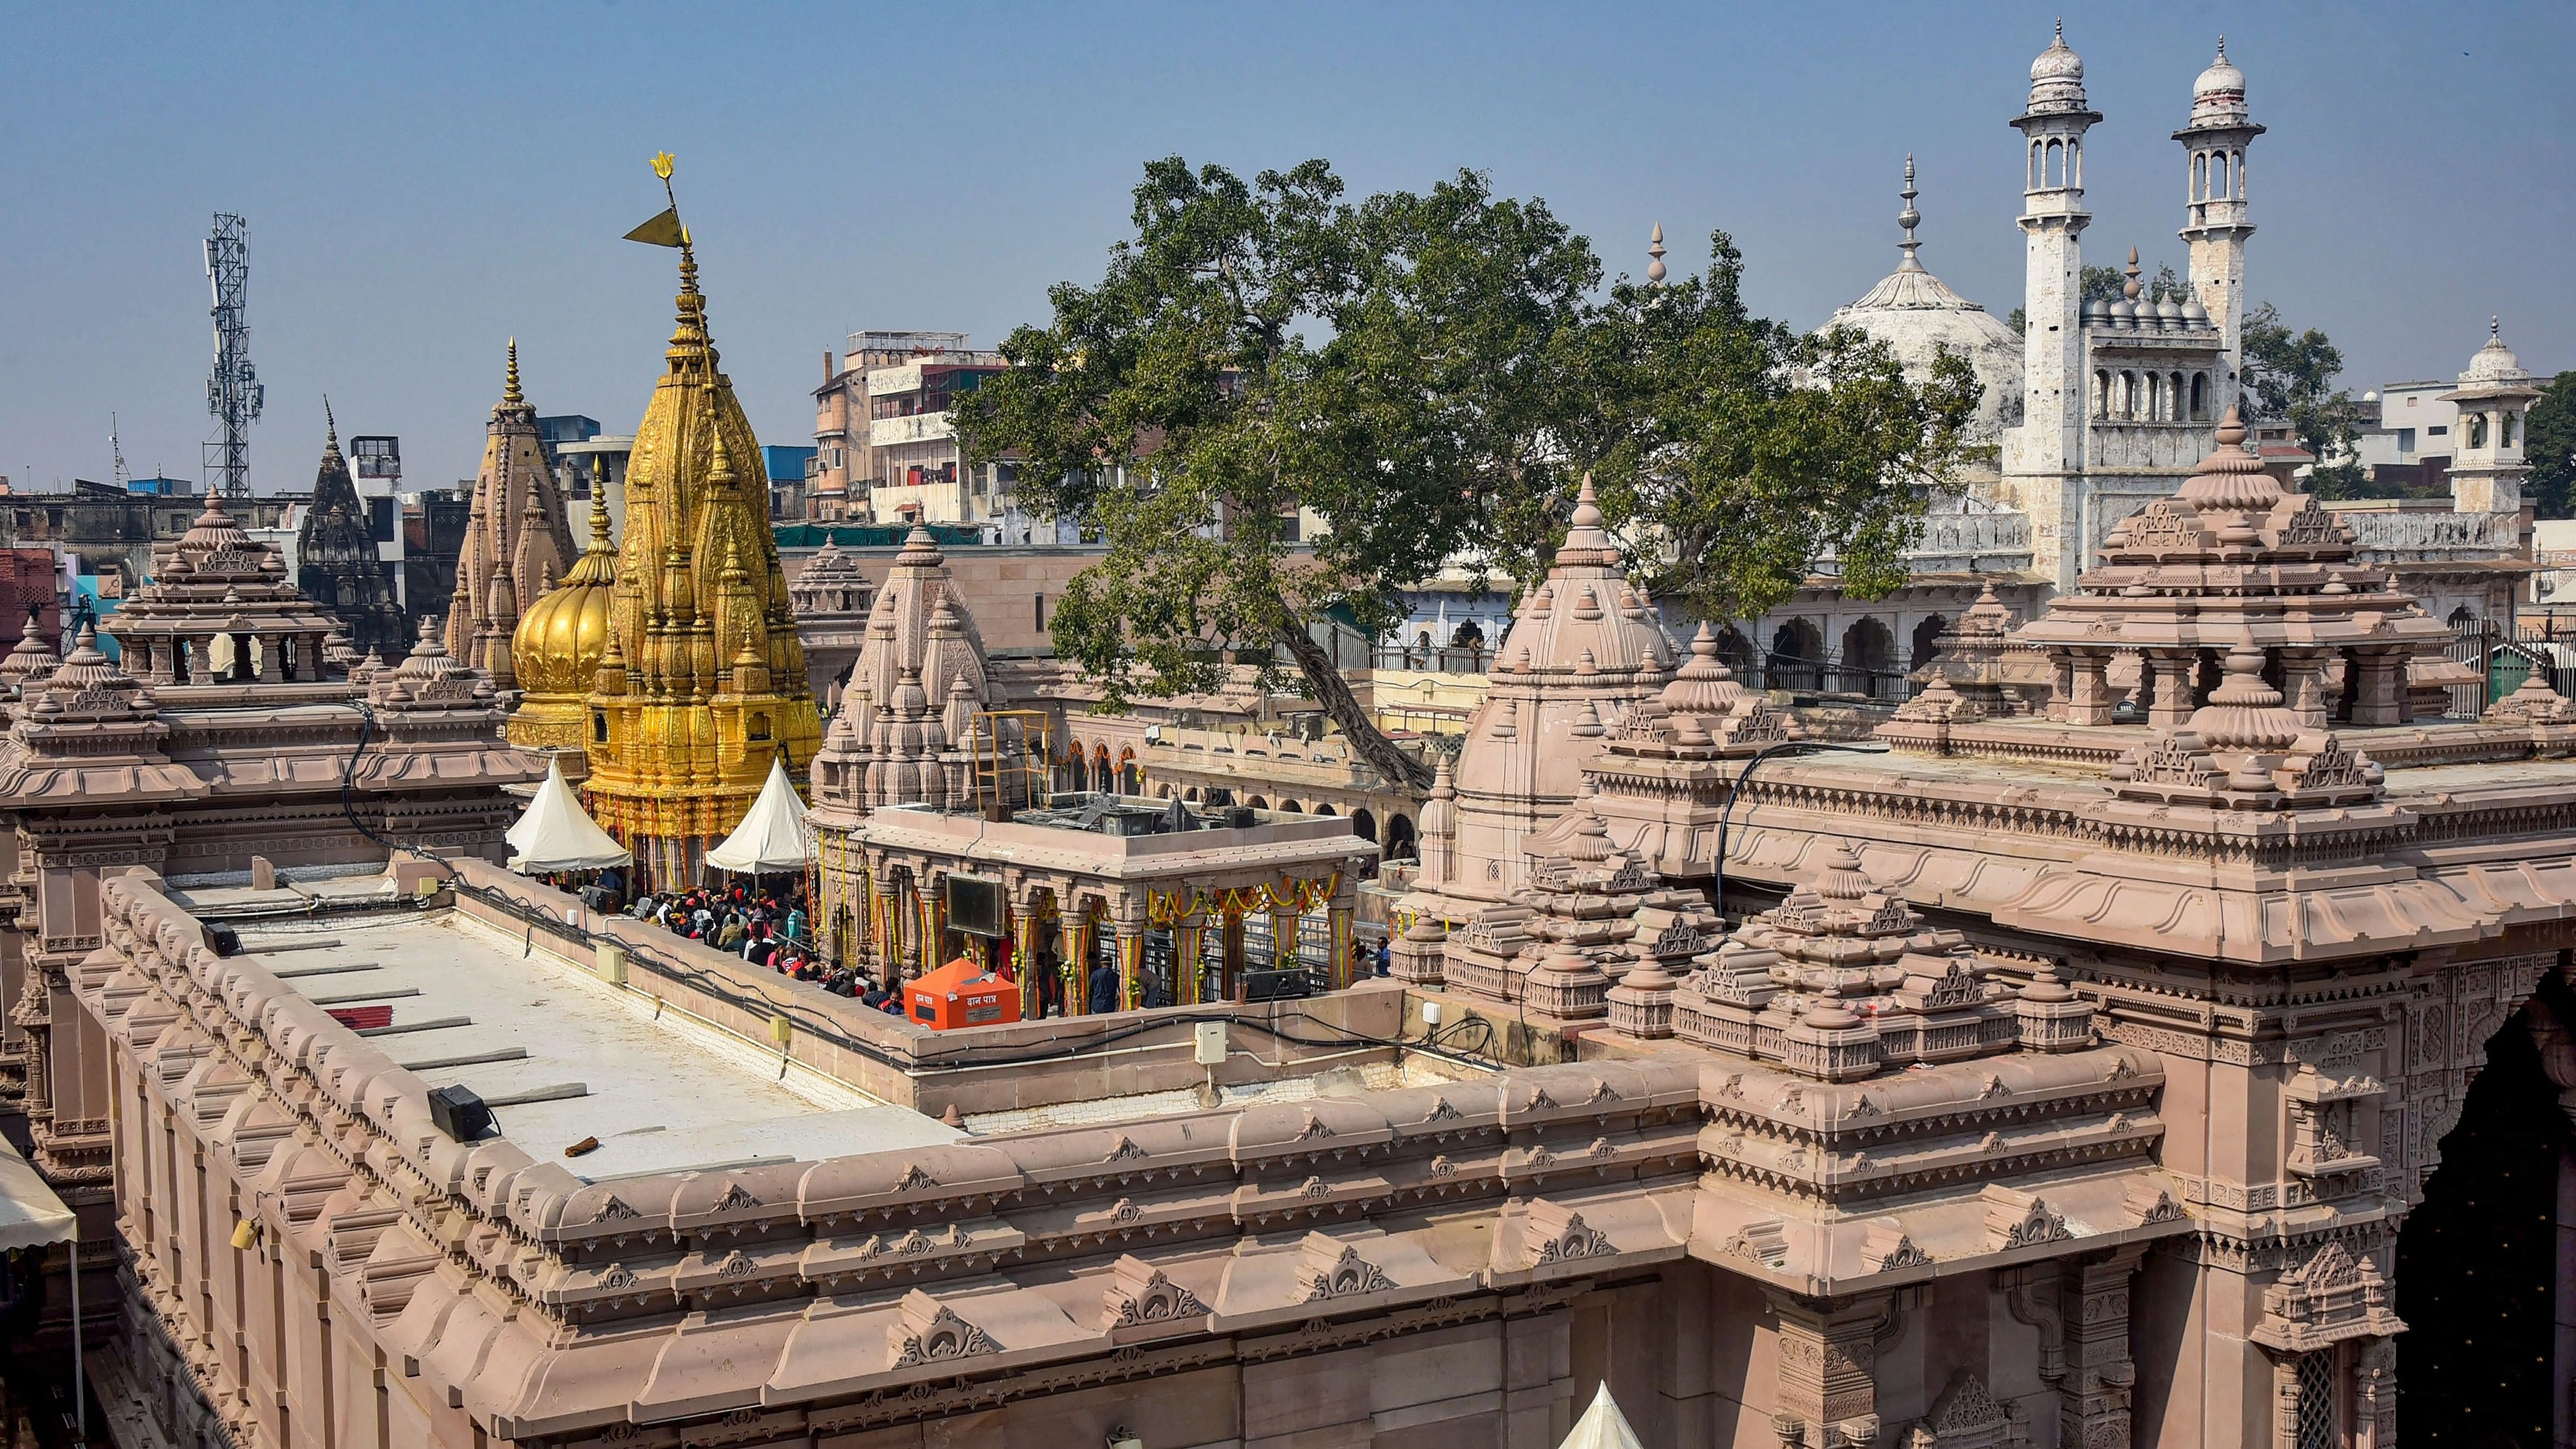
[4,1,2569,495]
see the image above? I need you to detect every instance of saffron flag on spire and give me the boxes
[624,207,684,247]
[626,151,685,246]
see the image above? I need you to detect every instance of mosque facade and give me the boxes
[1585,33,2530,711]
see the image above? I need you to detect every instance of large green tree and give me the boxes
[2529,370,2576,520]
[1580,231,1981,617]
[957,157,1979,791]
[955,158,1593,790]
[2241,301,2370,497]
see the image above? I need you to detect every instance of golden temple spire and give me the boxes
[504,338,524,405]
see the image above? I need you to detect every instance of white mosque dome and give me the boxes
[2464,317,2531,383]
[1820,157,2025,446]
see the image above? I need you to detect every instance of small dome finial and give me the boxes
[504,337,524,405]
[2124,245,2142,301]
[1646,223,1667,285]
[2215,34,2226,60]
[2492,314,2502,339]
[1896,154,1923,271]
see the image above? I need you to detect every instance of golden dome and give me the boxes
[511,482,617,700]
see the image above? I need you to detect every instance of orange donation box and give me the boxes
[905,956,1022,1030]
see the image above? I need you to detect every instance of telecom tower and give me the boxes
[202,212,263,497]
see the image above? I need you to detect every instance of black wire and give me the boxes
[335,697,460,887]
[1709,740,1890,916]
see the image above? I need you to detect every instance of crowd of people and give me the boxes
[616,880,1397,1022]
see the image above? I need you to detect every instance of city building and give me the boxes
[558,234,821,888]
[762,443,815,521]
[0,489,537,1349]
[809,331,971,521]
[342,431,411,606]
[293,413,410,656]
[444,343,578,685]
[0,481,296,599]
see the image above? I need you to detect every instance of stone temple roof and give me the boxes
[106,494,345,652]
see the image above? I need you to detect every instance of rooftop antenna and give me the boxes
[110,412,127,487]
[202,212,263,497]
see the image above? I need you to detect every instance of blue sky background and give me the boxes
[4,1,2569,495]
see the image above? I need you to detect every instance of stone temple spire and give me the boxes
[447,341,574,664]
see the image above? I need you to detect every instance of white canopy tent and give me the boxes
[707,756,813,874]
[2,1133,82,1436]
[1557,1383,1643,1449]
[506,758,631,873]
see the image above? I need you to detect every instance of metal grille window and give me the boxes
[2296,1349,2339,1449]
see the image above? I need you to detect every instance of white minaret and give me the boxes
[2175,38,2263,410]
[2006,21,2100,593]
[2443,319,2543,517]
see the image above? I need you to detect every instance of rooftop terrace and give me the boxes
[186,886,962,1181]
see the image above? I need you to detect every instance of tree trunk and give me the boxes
[1272,619,1436,794]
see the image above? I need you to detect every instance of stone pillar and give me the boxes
[2354,653,2406,727]
[1113,904,1147,1011]
[1014,903,1045,1019]
[1059,902,1090,1015]
[1173,917,1207,1005]
[1271,904,1299,973]
[874,878,902,978]
[2148,652,2196,728]
[2267,1351,2301,1449]
[2068,652,2115,727]
[2061,1245,2147,1449]
[1766,1291,1888,1448]
[2348,1336,2393,1449]
[1326,901,1354,989]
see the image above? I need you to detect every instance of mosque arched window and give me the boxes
[2171,373,2188,421]
[2193,151,2207,201]
[1352,807,1377,843]
[2093,370,2111,417]
[2503,412,2518,449]
[2212,151,2230,198]
[2467,414,2488,449]
[2191,373,2210,420]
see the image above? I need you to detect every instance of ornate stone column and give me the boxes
[2060,1244,2147,1449]
[2067,652,2116,726]
[1112,897,1148,1011]
[2147,651,2196,728]
[1059,898,1090,1014]
[1766,1291,1888,1448]
[1173,916,1207,1005]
